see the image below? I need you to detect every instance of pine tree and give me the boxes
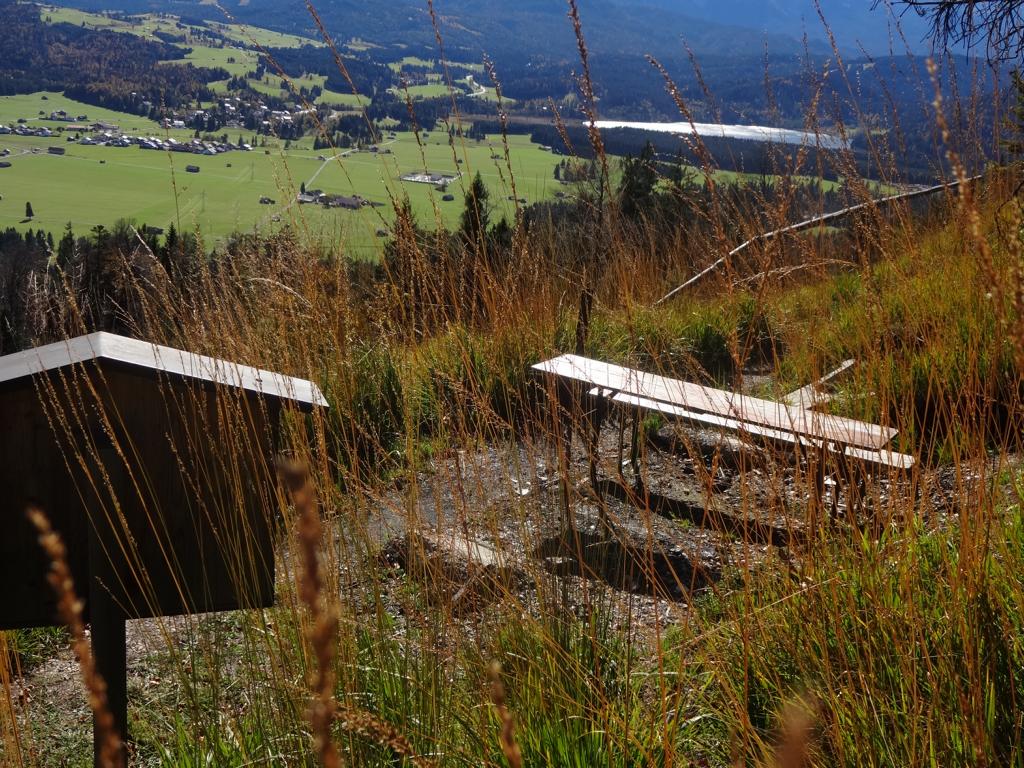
[24,202,34,219]
[617,141,658,220]
[460,172,490,248]
[56,222,75,271]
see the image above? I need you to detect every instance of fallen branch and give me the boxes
[654,174,983,306]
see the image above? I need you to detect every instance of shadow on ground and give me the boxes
[533,524,720,602]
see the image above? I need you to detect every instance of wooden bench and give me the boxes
[532,354,914,519]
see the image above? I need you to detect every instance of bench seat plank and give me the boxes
[533,354,896,452]
[608,391,914,472]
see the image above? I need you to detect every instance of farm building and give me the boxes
[401,171,460,187]
[325,195,362,210]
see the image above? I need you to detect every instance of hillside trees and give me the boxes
[1003,69,1024,156]
[259,45,395,97]
[0,219,207,352]
[0,0,227,110]
[0,229,51,353]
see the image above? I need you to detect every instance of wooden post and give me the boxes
[89,443,128,768]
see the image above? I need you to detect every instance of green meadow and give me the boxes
[0,98,570,256]
[178,45,260,77]
[0,93,870,257]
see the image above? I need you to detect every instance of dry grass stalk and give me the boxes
[26,506,123,768]
[334,706,435,767]
[489,661,523,768]
[772,698,817,768]
[279,460,343,768]
[0,633,26,766]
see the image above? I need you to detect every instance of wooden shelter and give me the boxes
[0,332,327,765]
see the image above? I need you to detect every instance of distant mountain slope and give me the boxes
[53,0,832,59]
[622,0,936,55]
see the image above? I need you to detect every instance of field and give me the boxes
[0,95,569,255]
[394,82,459,100]
[7,8,882,255]
[177,45,260,77]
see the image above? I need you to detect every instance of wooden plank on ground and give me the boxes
[534,354,895,451]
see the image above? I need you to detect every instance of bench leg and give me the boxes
[808,443,827,529]
[554,385,576,537]
[629,410,643,491]
[829,459,840,522]
[616,405,627,485]
[587,392,612,534]
[588,393,605,492]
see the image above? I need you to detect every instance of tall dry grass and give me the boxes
[0,2,1022,767]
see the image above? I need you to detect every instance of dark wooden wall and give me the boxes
[0,362,283,630]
